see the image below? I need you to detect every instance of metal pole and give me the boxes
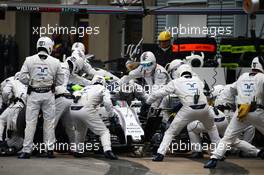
[121,15,126,58]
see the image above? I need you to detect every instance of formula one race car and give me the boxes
[95,99,145,156]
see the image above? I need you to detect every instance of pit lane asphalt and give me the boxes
[0,154,263,175]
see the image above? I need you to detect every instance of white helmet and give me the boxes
[37,36,54,55]
[167,59,185,79]
[185,52,204,67]
[66,54,84,74]
[72,50,85,59]
[14,72,21,80]
[91,75,106,87]
[140,51,156,73]
[72,42,85,53]
[251,56,264,73]
[175,64,193,78]
[211,85,224,98]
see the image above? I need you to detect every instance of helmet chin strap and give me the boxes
[143,65,156,78]
[143,70,152,77]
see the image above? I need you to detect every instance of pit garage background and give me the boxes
[0,0,263,88]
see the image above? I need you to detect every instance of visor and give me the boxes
[141,62,154,68]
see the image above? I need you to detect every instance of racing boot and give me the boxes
[73,152,84,158]
[204,158,218,168]
[188,152,203,159]
[18,152,31,159]
[47,150,55,158]
[257,149,264,159]
[104,150,118,160]
[37,150,55,158]
[152,153,164,161]
[0,141,8,148]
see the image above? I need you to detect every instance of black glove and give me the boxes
[226,103,236,112]
[139,103,151,117]
[51,84,55,93]
[73,96,81,103]
[213,107,219,115]
[7,129,13,139]
[203,80,211,97]
[172,102,183,113]
[0,103,8,114]
[216,105,225,112]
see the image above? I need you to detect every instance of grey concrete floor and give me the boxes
[0,154,263,175]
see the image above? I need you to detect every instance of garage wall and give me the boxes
[142,0,156,43]
[0,12,16,36]
[15,12,31,66]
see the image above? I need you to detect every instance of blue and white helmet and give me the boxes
[72,42,85,53]
[91,75,106,87]
[14,72,21,80]
[36,36,54,55]
[251,56,264,73]
[175,64,193,78]
[140,51,156,73]
[167,59,185,79]
[66,54,84,74]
